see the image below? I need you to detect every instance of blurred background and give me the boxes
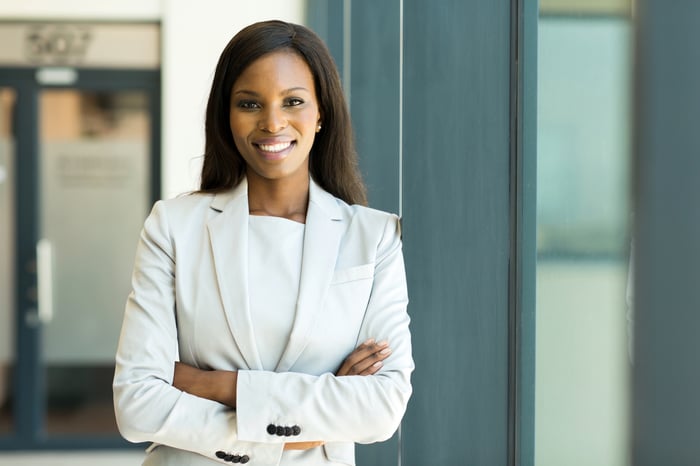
[1,0,698,465]
[536,1,632,465]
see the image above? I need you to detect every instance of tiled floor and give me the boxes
[0,451,145,466]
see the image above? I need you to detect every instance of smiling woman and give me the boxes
[113,20,413,466]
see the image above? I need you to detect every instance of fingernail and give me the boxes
[373,361,383,367]
[379,347,392,355]
[364,338,375,345]
[377,340,389,347]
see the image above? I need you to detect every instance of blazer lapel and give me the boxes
[275,179,344,372]
[207,178,264,371]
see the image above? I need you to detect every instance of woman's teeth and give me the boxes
[258,141,292,153]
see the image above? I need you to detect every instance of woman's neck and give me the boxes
[246,171,310,223]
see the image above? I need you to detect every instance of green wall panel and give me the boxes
[401,1,511,464]
[633,0,700,463]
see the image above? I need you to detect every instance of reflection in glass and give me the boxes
[39,90,150,434]
[535,15,632,466]
[0,88,16,436]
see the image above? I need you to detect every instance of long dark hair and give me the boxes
[200,20,367,206]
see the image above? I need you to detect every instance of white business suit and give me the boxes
[113,177,414,466]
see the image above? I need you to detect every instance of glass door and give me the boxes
[0,71,159,450]
[38,89,152,436]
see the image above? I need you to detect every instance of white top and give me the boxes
[248,215,305,370]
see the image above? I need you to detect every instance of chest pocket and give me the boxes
[329,263,375,285]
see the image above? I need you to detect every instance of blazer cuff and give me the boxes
[237,370,283,443]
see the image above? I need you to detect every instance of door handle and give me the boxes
[36,238,54,324]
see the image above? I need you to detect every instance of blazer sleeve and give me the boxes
[113,201,285,466]
[236,214,414,444]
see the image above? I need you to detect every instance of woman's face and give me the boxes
[229,50,321,184]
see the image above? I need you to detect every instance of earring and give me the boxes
[316,123,322,132]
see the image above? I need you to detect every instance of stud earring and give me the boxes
[316,123,322,132]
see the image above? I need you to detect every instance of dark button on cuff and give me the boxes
[268,422,301,437]
[216,450,249,463]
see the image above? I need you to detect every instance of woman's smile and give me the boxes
[254,139,297,160]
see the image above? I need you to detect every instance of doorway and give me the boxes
[0,22,160,450]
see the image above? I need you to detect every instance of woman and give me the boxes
[113,20,413,466]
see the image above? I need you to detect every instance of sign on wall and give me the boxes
[0,22,160,69]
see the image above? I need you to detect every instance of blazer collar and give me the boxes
[207,177,262,370]
[207,176,344,372]
[307,177,343,221]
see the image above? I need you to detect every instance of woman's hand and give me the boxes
[172,362,237,408]
[336,339,392,376]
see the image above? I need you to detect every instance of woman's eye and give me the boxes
[285,98,304,107]
[236,100,259,110]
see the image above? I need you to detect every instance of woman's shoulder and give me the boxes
[336,202,403,253]
[335,200,401,242]
[343,202,398,223]
[157,191,215,209]
[148,191,218,224]
[312,179,398,225]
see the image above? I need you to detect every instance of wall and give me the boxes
[633,0,700,462]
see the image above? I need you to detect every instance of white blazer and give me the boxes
[113,178,414,466]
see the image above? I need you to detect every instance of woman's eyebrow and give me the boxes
[232,89,259,97]
[282,87,311,94]
[233,87,310,97]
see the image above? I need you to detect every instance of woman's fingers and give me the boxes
[348,345,391,375]
[336,339,392,376]
[284,441,325,450]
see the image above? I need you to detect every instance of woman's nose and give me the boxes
[258,107,287,133]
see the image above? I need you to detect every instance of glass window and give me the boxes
[535,4,633,466]
[39,89,151,434]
